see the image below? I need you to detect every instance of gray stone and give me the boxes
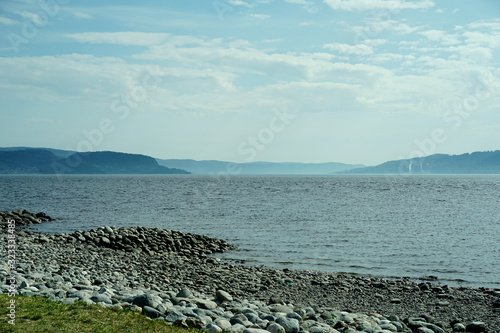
[267,323,286,333]
[54,289,66,298]
[61,298,77,304]
[176,288,192,298]
[206,323,223,333]
[157,303,168,314]
[230,316,252,327]
[276,316,300,333]
[216,289,233,302]
[287,312,303,323]
[465,322,486,333]
[391,321,404,332]
[243,329,269,333]
[91,294,112,304]
[186,317,205,329]
[194,298,218,310]
[214,318,232,330]
[227,323,247,332]
[132,294,159,309]
[244,312,260,323]
[39,236,50,243]
[407,320,445,333]
[416,328,435,333]
[68,290,91,300]
[261,314,276,322]
[380,323,398,332]
[356,321,375,333]
[308,325,336,333]
[271,305,293,313]
[80,298,94,306]
[452,323,465,332]
[79,279,92,286]
[143,306,164,319]
[493,298,500,308]
[165,310,188,322]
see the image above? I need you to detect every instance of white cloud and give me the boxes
[285,0,314,5]
[65,32,171,46]
[463,31,500,49]
[323,43,373,55]
[14,10,37,20]
[285,0,318,13]
[353,19,423,39]
[72,11,92,19]
[0,55,130,103]
[0,16,20,25]
[369,53,415,64]
[261,38,282,43]
[323,0,435,11]
[419,29,461,45]
[466,19,500,31]
[455,45,493,63]
[362,39,388,47]
[249,13,270,19]
[0,53,239,98]
[227,0,253,7]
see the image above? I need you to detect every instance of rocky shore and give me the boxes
[1,210,499,332]
[0,209,53,229]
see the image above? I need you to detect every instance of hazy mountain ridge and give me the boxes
[341,151,500,174]
[0,149,189,174]
[156,159,364,175]
[2,147,500,175]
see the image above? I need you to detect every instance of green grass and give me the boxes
[0,294,197,333]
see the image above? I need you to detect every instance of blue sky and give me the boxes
[0,0,499,165]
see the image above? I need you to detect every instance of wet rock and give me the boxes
[2,212,499,333]
[465,322,486,332]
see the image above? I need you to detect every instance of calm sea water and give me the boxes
[1,175,499,288]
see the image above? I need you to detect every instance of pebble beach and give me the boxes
[1,210,499,332]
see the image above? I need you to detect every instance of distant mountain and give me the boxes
[156,159,364,175]
[341,151,500,174]
[0,149,61,174]
[0,147,74,158]
[0,149,189,174]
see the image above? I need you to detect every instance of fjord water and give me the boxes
[1,175,499,288]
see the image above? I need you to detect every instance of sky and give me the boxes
[0,0,499,166]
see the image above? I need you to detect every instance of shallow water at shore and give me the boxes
[1,174,499,288]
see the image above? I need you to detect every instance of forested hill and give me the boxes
[0,149,190,174]
[342,151,500,174]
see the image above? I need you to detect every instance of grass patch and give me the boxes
[0,294,195,333]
